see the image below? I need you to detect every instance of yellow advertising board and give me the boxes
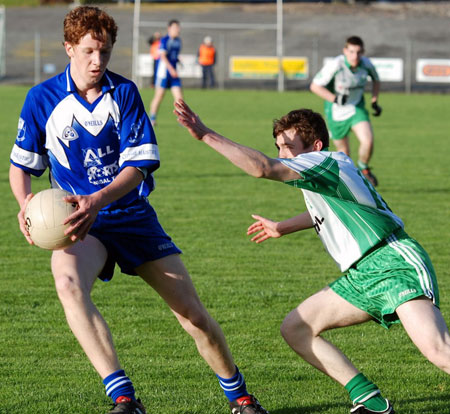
[230,56,309,79]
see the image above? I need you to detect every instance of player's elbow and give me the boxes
[245,163,269,179]
[253,164,277,180]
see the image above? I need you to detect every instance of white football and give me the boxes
[24,188,77,250]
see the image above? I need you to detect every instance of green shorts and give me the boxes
[329,229,439,329]
[324,101,370,140]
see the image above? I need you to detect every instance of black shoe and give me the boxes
[350,398,394,413]
[229,395,269,414]
[107,397,146,414]
[361,167,378,187]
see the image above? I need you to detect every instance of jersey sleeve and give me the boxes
[159,36,168,54]
[279,152,342,196]
[363,57,380,82]
[115,82,160,185]
[312,57,340,87]
[10,87,49,177]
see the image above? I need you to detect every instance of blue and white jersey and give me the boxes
[159,34,181,67]
[155,35,182,82]
[10,65,160,210]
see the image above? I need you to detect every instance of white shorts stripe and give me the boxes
[387,235,435,303]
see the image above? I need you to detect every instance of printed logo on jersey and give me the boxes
[87,162,119,185]
[128,120,144,144]
[83,146,115,168]
[313,216,325,234]
[84,119,103,128]
[16,117,26,142]
[83,145,118,185]
[62,126,79,141]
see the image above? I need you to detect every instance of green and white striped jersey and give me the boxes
[280,151,403,272]
[313,55,379,106]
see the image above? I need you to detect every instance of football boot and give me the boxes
[350,398,394,414]
[229,394,269,414]
[107,396,146,414]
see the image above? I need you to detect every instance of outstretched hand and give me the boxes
[173,99,213,141]
[247,214,282,243]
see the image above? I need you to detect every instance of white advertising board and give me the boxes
[416,59,450,83]
[137,53,201,78]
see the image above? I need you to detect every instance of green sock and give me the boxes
[345,373,388,412]
[357,160,369,170]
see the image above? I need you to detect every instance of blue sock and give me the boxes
[216,366,249,402]
[103,369,136,403]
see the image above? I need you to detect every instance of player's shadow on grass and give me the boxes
[269,401,348,414]
[394,393,450,413]
[269,394,450,414]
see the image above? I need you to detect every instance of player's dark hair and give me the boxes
[272,109,329,149]
[168,19,180,27]
[345,36,364,49]
[64,6,118,46]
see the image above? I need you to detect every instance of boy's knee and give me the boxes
[281,311,307,342]
[54,274,84,303]
[423,340,450,370]
[177,304,211,335]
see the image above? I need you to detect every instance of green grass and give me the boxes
[1,85,449,414]
[1,0,39,6]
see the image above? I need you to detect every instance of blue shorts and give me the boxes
[89,199,181,281]
[155,73,182,89]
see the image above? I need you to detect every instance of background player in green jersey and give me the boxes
[174,99,450,414]
[310,36,382,186]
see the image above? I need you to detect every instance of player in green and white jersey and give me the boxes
[310,36,382,187]
[174,100,450,414]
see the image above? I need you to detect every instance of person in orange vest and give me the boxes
[198,36,216,88]
[148,31,161,87]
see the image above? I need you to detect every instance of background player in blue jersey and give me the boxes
[174,99,450,414]
[9,7,267,414]
[148,19,183,127]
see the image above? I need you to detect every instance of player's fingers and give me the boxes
[19,193,34,216]
[250,231,268,243]
[70,219,92,241]
[63,209,82,225]
[247,221,263,233]
[64,212,89,234]
[18,216,33,244]
[63,194,81,204]
[175,99,190,114]
[19,221,30,238]
[251,214,263,220]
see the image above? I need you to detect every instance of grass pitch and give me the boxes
[0,85,449,413]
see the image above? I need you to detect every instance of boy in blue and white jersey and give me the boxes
[149,19,183,127]
[310,36,382,187]
[175,99,450,414]
[11,66,158,207]
[9,7,267,414]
